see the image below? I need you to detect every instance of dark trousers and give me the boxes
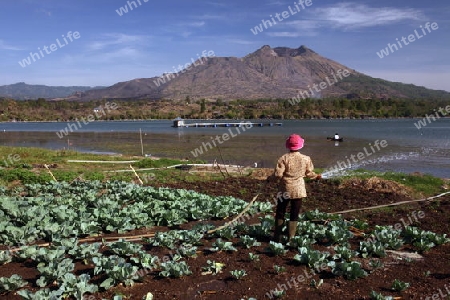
[275,198,302,221]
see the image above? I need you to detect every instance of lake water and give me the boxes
[0,119,449,178]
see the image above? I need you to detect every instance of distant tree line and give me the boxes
[0,96,448,122]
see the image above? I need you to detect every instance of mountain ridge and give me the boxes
[2,45,449,101]
[64,45,450,101]
[0,82,105,100]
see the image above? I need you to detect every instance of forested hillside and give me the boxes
[0,97,447,122]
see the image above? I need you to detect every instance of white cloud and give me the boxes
[315,3,424,30]
[175,21,206,36]
[95,47,141,62]
[204,2,228,8]
[225,38,257,45]
[264,1,285,6]
[87,33,149,51]
[68,33,151,65]
[192,14,227,21]
[188,21,206,27]
[269,20,320,37]
[0,40,23,51]
[267,31,311,37]
[36,9,52,17]
[267,3,425,37]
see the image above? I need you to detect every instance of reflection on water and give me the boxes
[0,119,449,178]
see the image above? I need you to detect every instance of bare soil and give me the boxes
[1,174,449,300]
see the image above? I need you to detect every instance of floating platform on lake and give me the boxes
[172,118,282,128]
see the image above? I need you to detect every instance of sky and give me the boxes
[0,0,449,91]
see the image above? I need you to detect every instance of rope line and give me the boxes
[332,191,450,214]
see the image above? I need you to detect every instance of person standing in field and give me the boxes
[269,134,321,243]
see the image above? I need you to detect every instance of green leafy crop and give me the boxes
[391,279,410,292]
[0,274,28,292]
[230,269,247,280]
[330,261,368,280]
[159,261,192,278]
[209,238,237,252]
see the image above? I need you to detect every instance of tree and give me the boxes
[215,98,223,106]
[200,99,206,114]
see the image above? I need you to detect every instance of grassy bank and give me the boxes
[338,170,446,197]
[0,146,446,197]
[0,146,221,186]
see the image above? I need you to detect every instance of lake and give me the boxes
[0,119,449,178]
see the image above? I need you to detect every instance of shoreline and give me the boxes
[1,119,448,179]
[2,116,450,124]
[0,144,448,181]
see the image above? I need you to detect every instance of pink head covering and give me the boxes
[285,134,304,151]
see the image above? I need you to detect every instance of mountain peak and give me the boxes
[272,45,317,57]
[251,45,279,57]
[298,45,316,54]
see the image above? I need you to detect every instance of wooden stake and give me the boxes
[44,164,57,182]
[139,128,144,156]
[130,165,144,185]
[217,145,231,178]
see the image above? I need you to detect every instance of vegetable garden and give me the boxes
[0,177,449,299]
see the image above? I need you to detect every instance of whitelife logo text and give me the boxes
[153,50,215,88]
[289,69,350,105]
[376,22,438,58]
[250,0,313,35]
[190,122,253,158]
[56,102,118,139]
[18,31,81,68]
[116,0,149,16]
[324,140,388,176]
[414,105,450,129]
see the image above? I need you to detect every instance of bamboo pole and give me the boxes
[129,165,144,185]
[44,164,57,182]
[333,191,450,214]
[207,193,260,234]
[139,128,144,157]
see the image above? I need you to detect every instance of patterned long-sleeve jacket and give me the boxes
[273,151,319,199]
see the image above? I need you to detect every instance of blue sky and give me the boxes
[0,0,449,91]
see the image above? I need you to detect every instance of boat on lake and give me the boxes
[327,137,344,142]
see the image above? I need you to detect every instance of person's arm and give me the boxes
[267,157,285,182]
[274,157,286,179]
[305,156,320,180]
